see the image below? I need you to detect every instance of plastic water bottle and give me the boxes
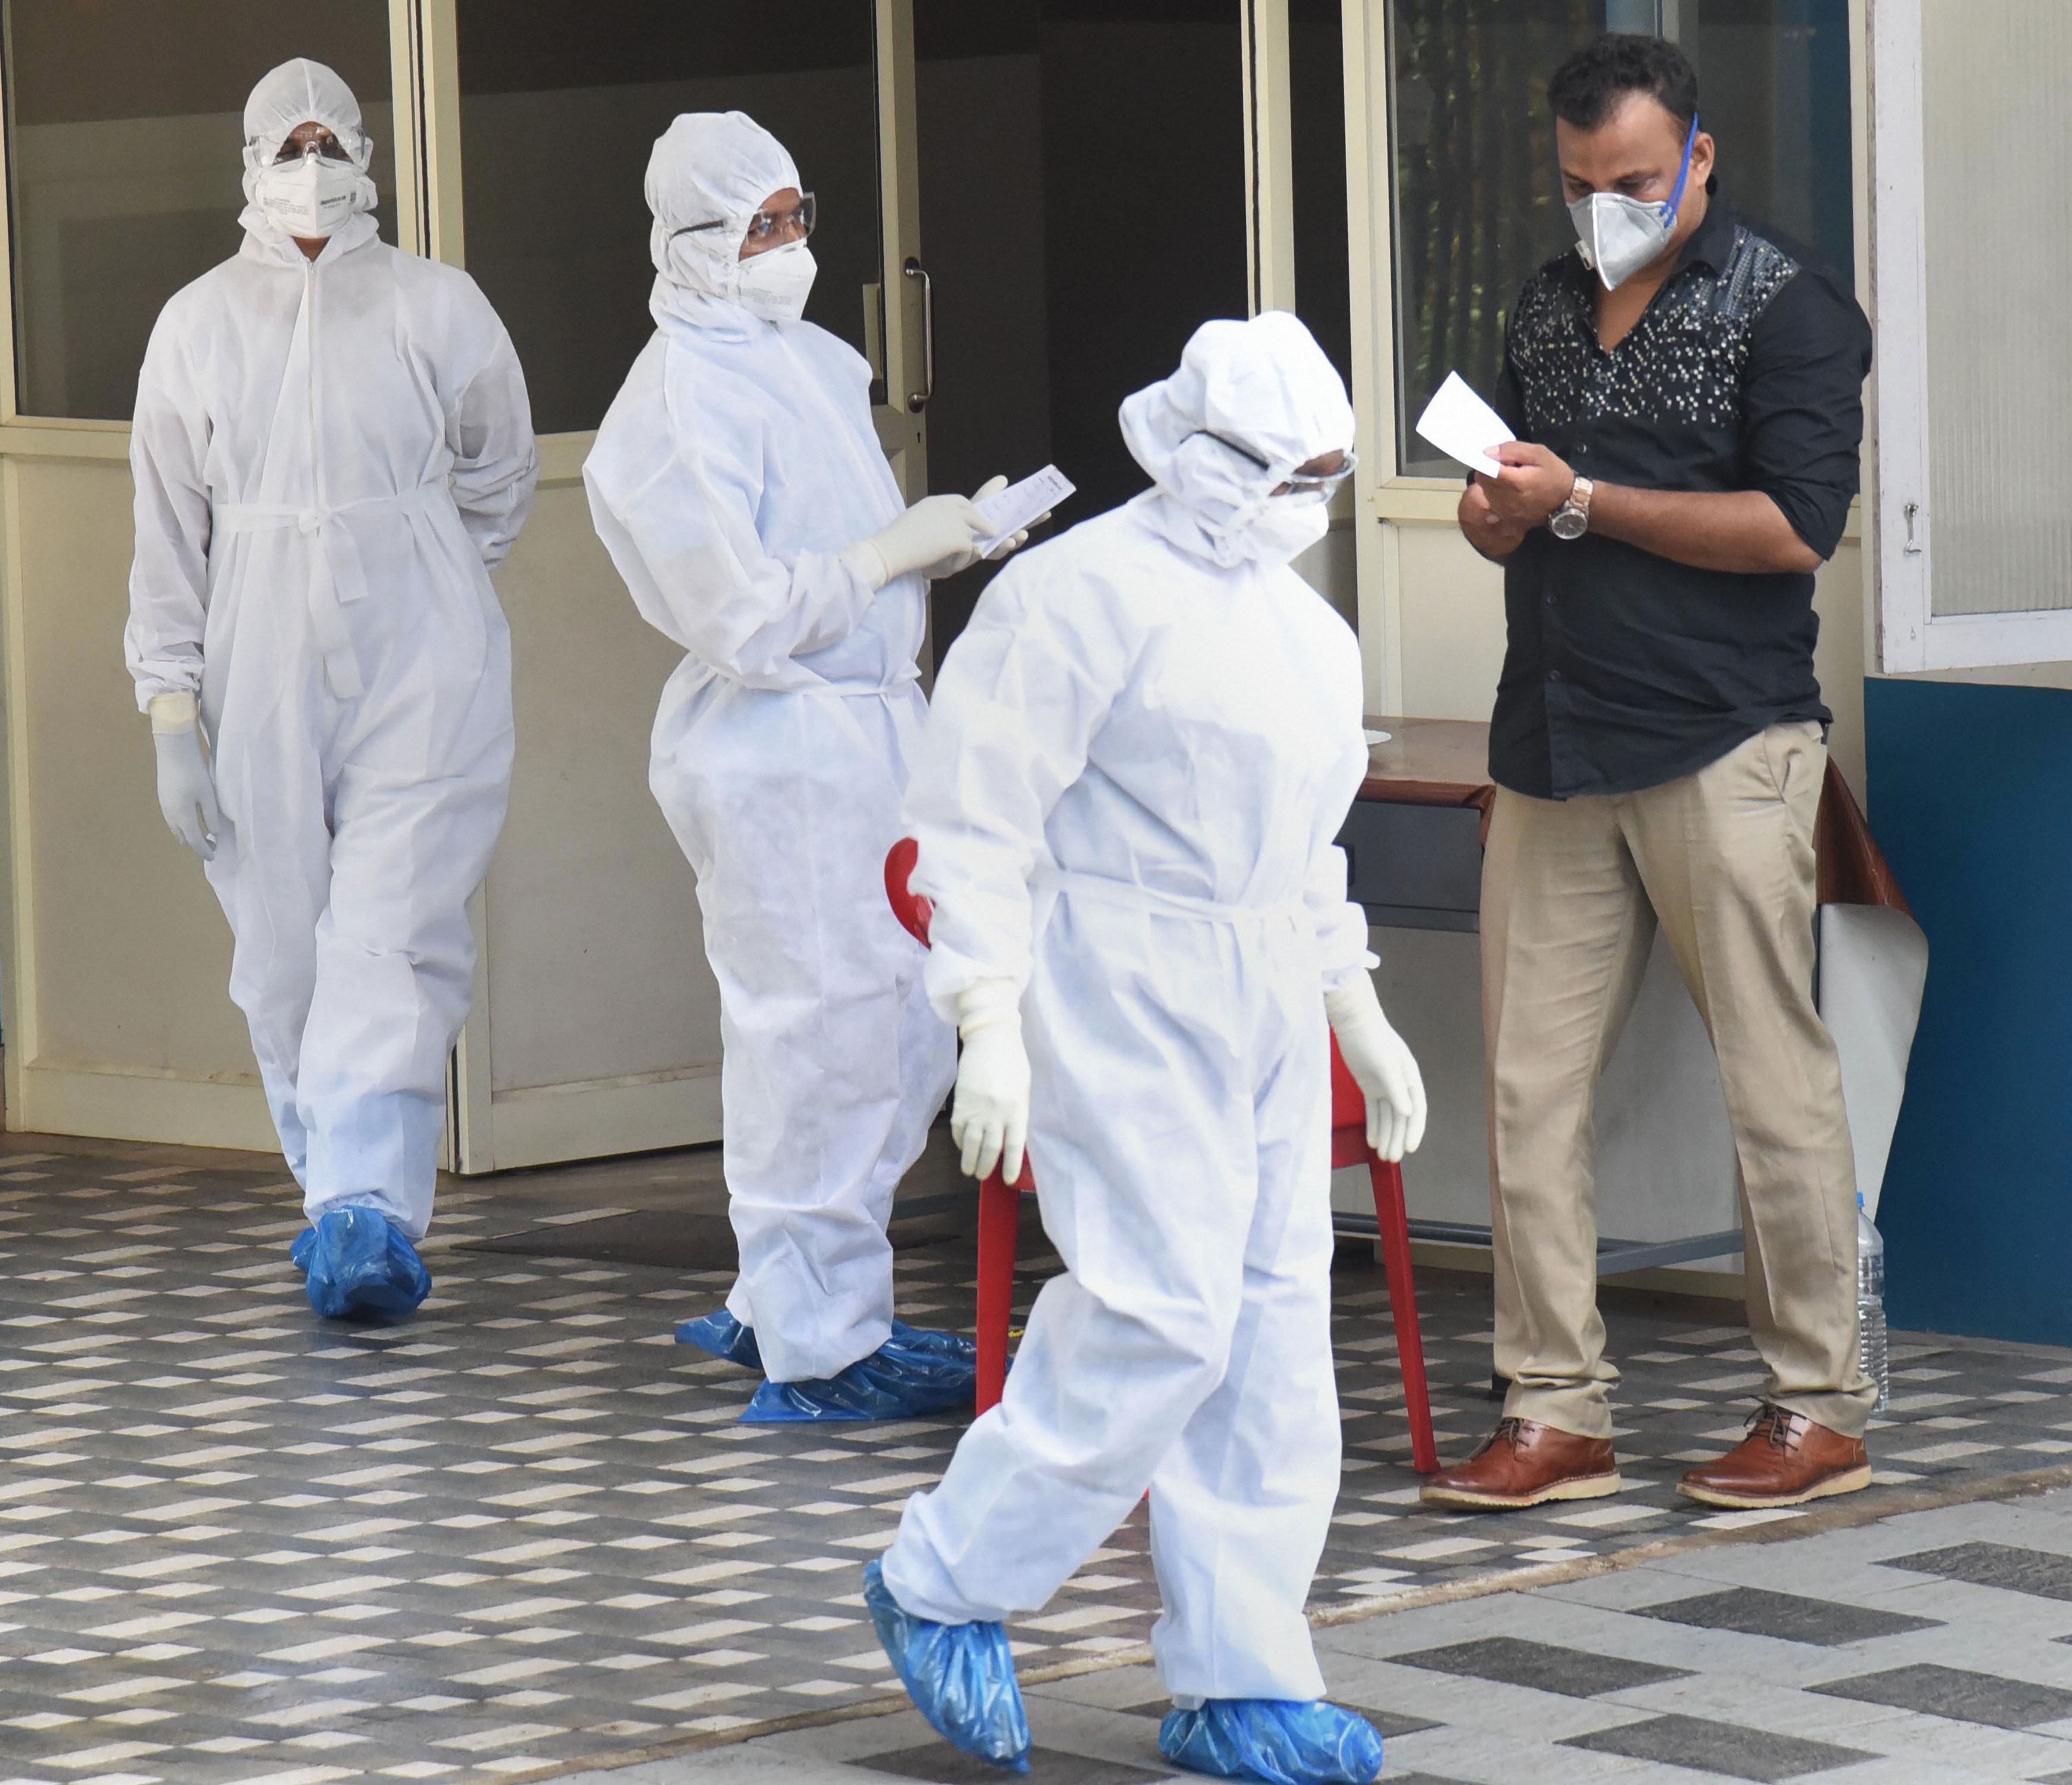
[1857,1194,1889,1415]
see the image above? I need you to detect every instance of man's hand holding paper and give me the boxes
[1479,441,1577,527]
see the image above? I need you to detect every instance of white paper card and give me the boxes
[1413,372,1514,477]
[975,465,1075,555]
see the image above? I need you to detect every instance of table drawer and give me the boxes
[1336,801,1483,931]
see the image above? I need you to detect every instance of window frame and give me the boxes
[0,0,426,437]
[1867,0,2072,672]
[1347,0,1873,711]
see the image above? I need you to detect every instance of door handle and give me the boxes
[903,257,934,413]
[1902,501,1924,556]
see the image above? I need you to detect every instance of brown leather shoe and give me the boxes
[1419,1418,1622,1511]
[1677,1404,1871,1509]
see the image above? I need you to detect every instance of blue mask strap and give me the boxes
[1659,113,1700,223]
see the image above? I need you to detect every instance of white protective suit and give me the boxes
[583,113,956,1384]
[881,314,1371,1702]
[125,60,538,1238]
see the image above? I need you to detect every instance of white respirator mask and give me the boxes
[1246,489,1333,567]
[736,240,818,323]
[254,151,366,239]
[1568,114,1699,292]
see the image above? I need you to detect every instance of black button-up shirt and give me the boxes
[1487,194,1872,799]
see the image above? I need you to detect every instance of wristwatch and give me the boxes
[1548,475,1594,540]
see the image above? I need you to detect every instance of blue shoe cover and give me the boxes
[741,1323,978,1424]
[888,1319,978,1361]
[675,1309,762,1368]
[294,1208,432,1321]
[863,1559,1030,1772]
[1159,1700,1382,1785]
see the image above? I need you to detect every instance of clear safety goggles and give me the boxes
[261,129,358,166]
[675,191,818,249]
[1197,431,1358,498]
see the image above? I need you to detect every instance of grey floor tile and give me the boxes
[1390,1636,1692,1699]
[1024,1667,1169,1714]
[1883,1544,2072,1602]
[856,1744,1170,1785]
[1634,1586,1943,1647]
[1808,1662,2072,1730]
[1560,1713,1876,1780]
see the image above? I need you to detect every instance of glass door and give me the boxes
[910,0,1252,656]
[444,0,927,1169]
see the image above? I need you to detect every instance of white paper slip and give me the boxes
[975,464,1074,556]
[1413,371,1515,478]
[1364,729,1392,747]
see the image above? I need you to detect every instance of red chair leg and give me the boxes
[1371,1157,1438,1475]
[974,1167,1021,1416]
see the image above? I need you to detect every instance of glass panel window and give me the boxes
[1291,0,1351,387]
[913,0,1248,653]
[456,0,881,437]
[3,0,395,421]
[1386,0,1852,475]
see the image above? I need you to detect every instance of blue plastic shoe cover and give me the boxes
[294,1208,432,1321]
[889,1319,978,1360]
[1159,1700,1382,1785]
[863,1559,1030,1772]
[741,1323,979,1424]
[675,1308,763,1368]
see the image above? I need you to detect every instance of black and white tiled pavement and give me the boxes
[2,1131,2071,1782]
[714,1489,2072,1785]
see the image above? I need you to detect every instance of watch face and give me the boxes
[1549,507,1586,540]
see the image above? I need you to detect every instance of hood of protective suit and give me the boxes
[238,58,380,266]
[1120,312,1355,570]
[646,111,802,332]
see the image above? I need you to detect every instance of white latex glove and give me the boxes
[149,691,221,861]
[949,979,1031,1183]
[845,490,992,590]
[1324,970,1427,1163]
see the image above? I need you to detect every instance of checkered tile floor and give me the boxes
[0,1134,2069,1782]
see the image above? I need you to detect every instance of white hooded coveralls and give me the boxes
[583,113,956,1384]
[881,314,1371,1702]
[125,60,538,1238]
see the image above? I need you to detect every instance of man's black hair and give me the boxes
[1546,32,1699,134]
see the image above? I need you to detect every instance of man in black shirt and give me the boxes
[1421,34,1878,1515]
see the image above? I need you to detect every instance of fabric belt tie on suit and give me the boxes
[1033,866,1306,928]
[215,479,450,699]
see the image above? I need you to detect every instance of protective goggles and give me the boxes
[1197,431,1358,498]
[266,129,358,165]
[676,192,817,247]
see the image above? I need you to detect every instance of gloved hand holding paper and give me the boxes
[975,464,1074,558]
[1414,372,1515,478]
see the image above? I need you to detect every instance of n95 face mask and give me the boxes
[1247,489,1332,567]
[255,154,366,238]
[736,240,818,323]
[1568,114,1699,292]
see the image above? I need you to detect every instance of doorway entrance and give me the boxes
[0,0,1353,1172]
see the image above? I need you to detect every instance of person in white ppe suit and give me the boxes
[584,111,1034,1423]
[861,312,1424,1782]
[125,59,537,1320]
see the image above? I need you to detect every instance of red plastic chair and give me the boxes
[885,838,1438,1475]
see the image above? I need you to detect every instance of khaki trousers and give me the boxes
[1481,721,1876,1441]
